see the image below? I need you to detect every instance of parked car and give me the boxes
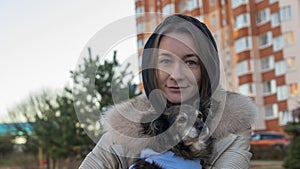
[250,131,289,149]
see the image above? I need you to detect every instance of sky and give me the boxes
[0,1,138,122]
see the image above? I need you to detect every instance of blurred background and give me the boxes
[1,0,300,169]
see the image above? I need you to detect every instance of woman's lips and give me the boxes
[167,86,188,92]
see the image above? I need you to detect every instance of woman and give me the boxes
[80,14,258,169]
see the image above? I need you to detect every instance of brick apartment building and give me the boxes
[134,0,300,132]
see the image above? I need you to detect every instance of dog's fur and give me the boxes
[132,105,213,169]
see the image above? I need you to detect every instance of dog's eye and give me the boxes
[197,113,203,119]
[177,116,187,123]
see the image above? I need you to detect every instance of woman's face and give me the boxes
[157,32,201,104]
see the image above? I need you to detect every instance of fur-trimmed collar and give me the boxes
[101,89,258,157]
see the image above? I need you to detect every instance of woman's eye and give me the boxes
[185,60,198,67]
[162,59,171,64]
[159,59,172,65]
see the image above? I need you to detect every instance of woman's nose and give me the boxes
[169,62,186,80]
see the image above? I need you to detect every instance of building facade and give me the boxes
[135,0,300,132]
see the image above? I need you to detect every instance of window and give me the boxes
[273,35,284,51]
[210,0,215,6]
[239,83,255,96]
[162,4,175,15]
[211,14,217,27]
[225,51,230,67]
[271,12,280,27]
[265,104,278,118]
[179,1,188,12]
[222,19,227,26]
[137,39,144,49]
[188,0,199,10]
[251,134,261,141]
[289,83,299,96]
[256,8,270,25]
[138,55,142,66]
[136,22,145,33]
[221,0,226,5]
[275,60,287,76]
[224,30,228,36]
[286,56,296,70]
[222,9,226,15]
[235,36,252,53]
[198,0,203,7]
[237,60,252,75]
[224,39,229,47]
[281,6,292,22]
[277,85,288,101]
[222,10,227,26]
[150,7,154,12]
[279,111,290,125]
[269,0,278,4]
[261,134,284,140]
[135,6,144,16]
[261,56,274,71]
[263,80,276,95]
[259,31,272,48]
[232,0,248,9]
[234,13,250,29]
[284,31,295,45]
[225,59,230,68]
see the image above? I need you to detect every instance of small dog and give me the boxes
[132,105,213,169]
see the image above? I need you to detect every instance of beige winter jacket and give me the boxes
[79,89,258,169]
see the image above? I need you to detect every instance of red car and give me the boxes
[250,131,289,149]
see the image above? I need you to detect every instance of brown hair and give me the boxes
[142,14,220,119]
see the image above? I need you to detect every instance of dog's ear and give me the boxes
[141,121,152,136]
[151,116,169,135]
[140,114,155,136]
[141,114,169,136]
[163,109,172,116]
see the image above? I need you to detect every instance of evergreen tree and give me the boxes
[9,89,93,169]
[71,48,140,142]
[8,48,139,168]
[283,106,300,169]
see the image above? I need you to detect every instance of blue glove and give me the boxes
[129,149,202,169]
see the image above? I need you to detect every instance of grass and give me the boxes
[0,152,38,169]
[250,160,284,169]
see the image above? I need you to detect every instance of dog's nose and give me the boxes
[196,122,204,131]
